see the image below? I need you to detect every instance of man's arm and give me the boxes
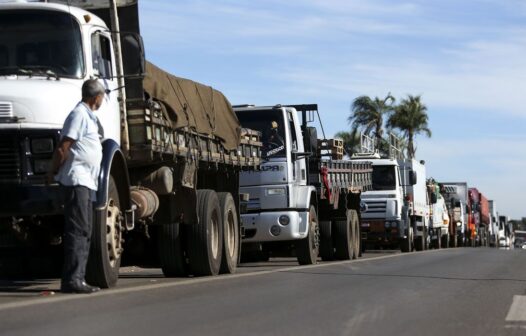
[46,137,75,184]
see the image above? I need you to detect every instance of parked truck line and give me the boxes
[0,0,262,287]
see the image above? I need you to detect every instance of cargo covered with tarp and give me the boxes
[143,62,241,151]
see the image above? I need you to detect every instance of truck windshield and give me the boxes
[236,109,287,158]
[372,165,396,190]
[0,10,84,78]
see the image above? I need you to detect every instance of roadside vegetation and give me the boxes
[338,93,431,158]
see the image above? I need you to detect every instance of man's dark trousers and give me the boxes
[61,185,93,286]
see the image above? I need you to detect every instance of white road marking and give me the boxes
[0,249,442,312]
[506,296,526,321]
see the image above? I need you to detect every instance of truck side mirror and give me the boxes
[121,32,145,77]
[409,170,417,185]
[430,193,437,204]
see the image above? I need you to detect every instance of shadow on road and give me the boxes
[281,270,526,283]
[0,278,57,294]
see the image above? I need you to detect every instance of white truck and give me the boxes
[441,182,468,247]
[498,215,511,248]
[0,0,262,286]
[234,104,372,264]
[351,135,429,252]
[489,200,498,247]
[427,179,450,248]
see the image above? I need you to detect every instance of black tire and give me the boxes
[350,211,360,259]
[319,220,335,261]
[334,213,354,260]
[441,233,449,249]
[400,225,413,253]
[186,190,223,276]
[158,222,188,277]
[415,234,424,251]
[218,192,239,274]
[297,205,319,265]
[86,176,122,288]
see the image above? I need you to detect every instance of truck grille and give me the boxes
[364,200,387,215]
[0,136,21,182]
[0,102,13,118]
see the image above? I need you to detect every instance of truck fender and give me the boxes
[293,185,317,210]
[95,139,131,215]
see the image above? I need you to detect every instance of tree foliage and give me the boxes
[348,93,395,151]
[387,95,431,159]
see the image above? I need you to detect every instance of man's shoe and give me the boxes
[61,281,100,294]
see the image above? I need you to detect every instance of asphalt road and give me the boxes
[1,248,525,336]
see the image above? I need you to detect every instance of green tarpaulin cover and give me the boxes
[143,62,241,150]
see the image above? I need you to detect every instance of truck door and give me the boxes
[287,109,307,186]
[90,30,120,144]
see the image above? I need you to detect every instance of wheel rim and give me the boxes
[106,199,122,267]
[210,211,219,259]
[310,209,319,251]
[226,209,235,257]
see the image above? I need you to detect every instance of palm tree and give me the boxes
[348,93,395,150]
[387,95,431,159]
[334,130,361,156]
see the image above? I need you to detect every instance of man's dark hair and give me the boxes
[82,79,105,100]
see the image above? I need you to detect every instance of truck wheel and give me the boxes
[297,205,319,265]
[334,214,353,260]
[86,176,122,288]
[350,210,360,259]
[186,190,223,276]
[401,226,413,253]
[441,234,449,248]
[158,222,188,277]
[414,233,424,251]
[218,192,239,274]
[319,220,335,261]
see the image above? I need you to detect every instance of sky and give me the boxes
[138,0,525,219]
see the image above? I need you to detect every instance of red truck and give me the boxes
[468,188,490,247]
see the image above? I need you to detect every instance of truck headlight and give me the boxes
[31,138,54,154]
[33,159,52,174]
[267,188,285,196]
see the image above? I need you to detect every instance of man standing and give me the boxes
[48,79,105,294]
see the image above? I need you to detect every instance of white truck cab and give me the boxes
[235,105,314,244]
[0,2,132,216]
[351,134,427,252]
[355,155,405,249]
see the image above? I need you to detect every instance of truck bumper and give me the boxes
[241,210,309,243]
[360,219,402,246]
[0,184,63,217]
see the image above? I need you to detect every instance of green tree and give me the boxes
[335,129,361,156]
[387,95,431,159]
[348,93,395,150]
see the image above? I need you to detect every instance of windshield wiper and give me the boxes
[0,67,32,76]
[23,66,60,80]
